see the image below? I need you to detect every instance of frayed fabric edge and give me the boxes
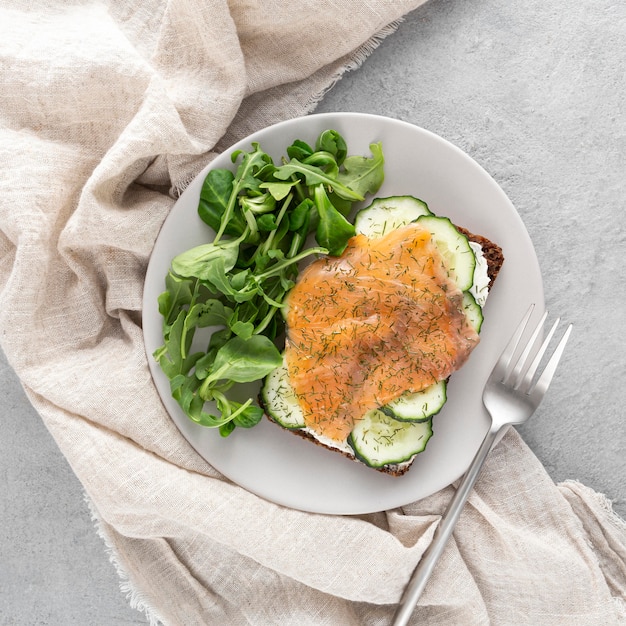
[84,492,166,626]
[301,18,406,114]
[614,596,626,621]
[558,480,626,619]
[559,479,626,533]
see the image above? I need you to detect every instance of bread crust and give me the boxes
[264,225,504,476]
[271,423,415,476]
[459,227,505,285]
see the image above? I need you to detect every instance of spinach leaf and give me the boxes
[202,335,283,389]
[233,403,264,428]
[212,143,274,243]
[230,320,254,339]
[185,300,232,329]
[198,169,246,236]
[256,213,277,232]
[171,241,239,280]
[240,192,276,214]
[313,184,356,256]
[171,375,233,428]
[288,198,314,232]
[286,139,313,161]
[154,309,198,379]
[303,151,339,177]
[157,271,194,327]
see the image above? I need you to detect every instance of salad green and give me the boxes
[154,130,385,436]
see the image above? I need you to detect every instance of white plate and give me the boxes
[142,112,544,515]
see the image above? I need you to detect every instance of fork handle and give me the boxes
[391,424,505,626]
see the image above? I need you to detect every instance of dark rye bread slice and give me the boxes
[263,226,504,476]
[458,227,504,286]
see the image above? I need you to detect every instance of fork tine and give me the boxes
[529,322,573,402]
[492,304,535,382]
[518,317,559,393]
[507,310,548,389]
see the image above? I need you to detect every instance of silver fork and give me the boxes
[392,304,573,626]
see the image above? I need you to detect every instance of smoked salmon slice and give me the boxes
[284,222,480,442]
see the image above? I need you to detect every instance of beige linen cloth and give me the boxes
[1,2,625,624]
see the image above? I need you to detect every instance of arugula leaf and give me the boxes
[315,129,347,165]
[272,159,364,201]
[337,142,385,199]
[259,181,295,201]
[231,142,274,194]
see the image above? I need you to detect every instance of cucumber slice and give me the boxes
[354,196,432,238]
[462,291,484,333]
[416,215,476,291]
[263,355,437,467]
[261,357,305,429]
[348,410,433,468]
[381,380,447,422]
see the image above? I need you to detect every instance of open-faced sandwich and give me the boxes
[261,196,503,475]
[154,130,503,477]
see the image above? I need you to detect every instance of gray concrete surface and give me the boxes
[1,0,624,623]
[0,351,143,625]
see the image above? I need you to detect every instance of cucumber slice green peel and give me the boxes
[381,380,447,422]
[348,410,433,468]
[261,358,306,429]
[416,214,476,291]
[462,291,484,333]
[354,195,432,238]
